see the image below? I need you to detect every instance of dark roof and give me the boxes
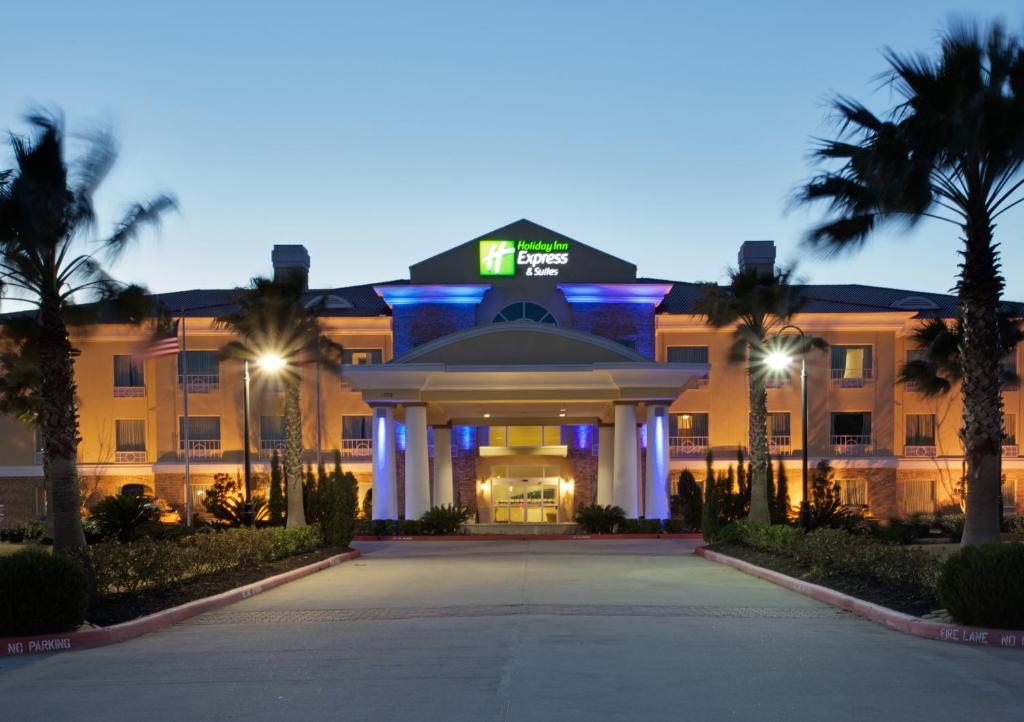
[657,281,1024,318]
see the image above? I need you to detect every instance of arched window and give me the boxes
[493,302,556,325]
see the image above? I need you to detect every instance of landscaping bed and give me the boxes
[708,540,940,617]
[89,545,349,626]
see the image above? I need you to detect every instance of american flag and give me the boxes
[133,319,181,359]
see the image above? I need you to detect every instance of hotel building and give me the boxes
[0,219,1020,527]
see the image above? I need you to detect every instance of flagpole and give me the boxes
[181,310,192,527]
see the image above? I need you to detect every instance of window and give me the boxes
[667,346,710,385]
[113,355,144,396]
[344,349,383,365]
[904,349,927,392]
[831,412,872,455]
[903,479,936,515]
[178,351,220,392]
[669,413,708,456]
[1005,414,1019,457]
[905,414,936,451]
[260,416,285,456]
[673,413,708,438]
[115,420,146,462]
[830,345,873,386]
[493,302,556,324]
[768,412,791,454]
[839,478,868,508]
[178,416,221,459]
[342,415,372,458]
[1002,475,1017,513]
[1003,351,1019,390]
[489,426,562,447]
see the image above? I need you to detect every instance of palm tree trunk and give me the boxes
[959,208,1004,547]
[747,368,771,525]
[38,296,87,554]
[284,377,306,528]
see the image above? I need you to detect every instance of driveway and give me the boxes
[1,539,1021,721]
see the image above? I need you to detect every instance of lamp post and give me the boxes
[242,353,287,527]
[766,325,812,532]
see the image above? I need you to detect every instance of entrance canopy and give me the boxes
[343,323,707,425]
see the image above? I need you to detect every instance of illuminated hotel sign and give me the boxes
[478,239,570,277]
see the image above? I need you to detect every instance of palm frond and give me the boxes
[102,194,178,257]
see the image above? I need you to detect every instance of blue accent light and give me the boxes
[395,423,406,451]
[557,283,672,305]
[375,284,490,307]
[575,424,592,450]
[456,425,475,451]
[640,423,647,449]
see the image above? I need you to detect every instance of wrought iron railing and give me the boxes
[177,439,222,460]
[341,438,373,459]
[115,451,147,463]
[829,368,874,388]
[1004,444,1020,458]
[831,435,873,456]
[177,374,220,393]
[670,436,709,458]
[904,444,937,458]
[113,386,145,398]
[768,435,792,455]
[259,440,285,459]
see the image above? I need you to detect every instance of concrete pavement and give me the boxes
[1,539,1021,721]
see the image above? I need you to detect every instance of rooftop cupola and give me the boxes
[737,240,776,276]
[272,244,311,289]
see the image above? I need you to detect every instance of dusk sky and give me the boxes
[4,1,1023,301]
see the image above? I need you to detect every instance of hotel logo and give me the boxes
[479,240,517,276]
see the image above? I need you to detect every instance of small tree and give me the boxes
[321,452,357,547]
[268,450,285,525]
[701,451,721,540]
[771,459,791,524]
[361,487,373,520]
[302,465,320,525]
[809,460,845,528]
[677,470,703,531]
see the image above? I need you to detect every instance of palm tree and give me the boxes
[0,113,175,555]
[795,21,1024,545]
[694,267,811,525]
[217,277,341,528]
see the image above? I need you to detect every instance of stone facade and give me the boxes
[568,302,655,359]
[391,303,477,356]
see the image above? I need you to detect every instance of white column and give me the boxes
[404,404,431,519]
[645,404,670,519]
[613,402,640,517]
[432,425,454,508]
[372,405,397,520]
[596,424,614,506]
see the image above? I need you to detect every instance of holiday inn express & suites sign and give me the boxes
[478,239,571,277]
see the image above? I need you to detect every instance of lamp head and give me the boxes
[256,353,287,372]
[765,350,793,371]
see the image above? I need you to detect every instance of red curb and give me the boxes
[0,549,362,658]
[354,533,704,541]
[695,546,1024,651]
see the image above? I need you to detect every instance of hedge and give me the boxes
[0,549,91,636]
[938,543,1024,629]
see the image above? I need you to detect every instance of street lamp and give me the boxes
[766,325,812,532]
[242,352,287,527]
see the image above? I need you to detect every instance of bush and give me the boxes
[701,452,721,541]
[673,470,703,531]
[0,549,91,635]
[90,494,161,542]
[420,504,471,535]
[722,520,801,553]
[938,543,1024,629]
[321,463,358,547]
[574,504,626,534]
[202,474,269,527]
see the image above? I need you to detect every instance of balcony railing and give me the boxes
[831,435,873,456]
[670,436,709,458]
[259,439,285,459]
[177,374,220,393]
[1004,444,1020,458]
[768,435,792,455]
[830,368,874,388]
[904,444,937,458]
[113,386,145,398]
[341,438,373,459]
[177,440,222,460]
[115,450,147,463]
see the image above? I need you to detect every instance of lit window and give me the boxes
[493,302,556,324]
[344,349,383,365]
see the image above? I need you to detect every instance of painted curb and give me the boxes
[354,533,704,541]
[695,546,1024,651]
[0,549,362,658]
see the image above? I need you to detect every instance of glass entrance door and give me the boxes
[493,478,559,523]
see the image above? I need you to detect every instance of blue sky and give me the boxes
[3,0,1023,300]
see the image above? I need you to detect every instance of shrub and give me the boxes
[674,470,702,531]
[809,460,847,528]
[202,474,269,526]
[267,450,285,525]
[701,451,721,541]
[321,461,358,547]
[90,494,161,542]
[793,528,939,594]
[770,459,791,524]
[575,504,626,533]
[938,543,1024,629]
[420,504,471,535]
[722,520,801,553]
[0,549,91,635]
